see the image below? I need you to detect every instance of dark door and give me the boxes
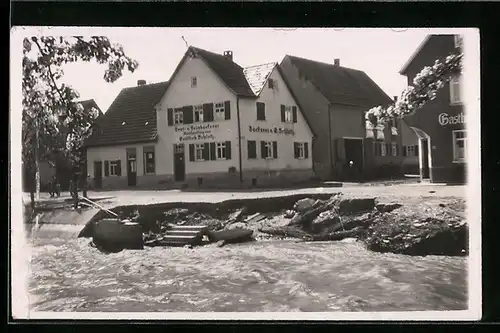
[344,138,364,181]
[174,144,186,182]
[94,161,102,189]
[421,139,430,179]
[127,151,137,186]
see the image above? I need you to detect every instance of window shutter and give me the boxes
[304,142,309,159]
[226,141,231,160]
[183,105,194,124]
[224,101,231,120]
[203,143,210,160]
[273,141,278,159]
[167,108,173,126]
[189,144,195,161]
[248,140,256,159]
[210,142,216,160]
[292,106,297,123]
[378,142,382,156]
[386,143,390,154]
[261,141,266,158]
[395,144,399,156]
[104,161,109,176]
[203,103,214,122]
[116,160,122,176]
[336,138,345,160]
[294,142,299,159]
[402,145,407,157]
[281,105,286,122]
[414,144,419,157]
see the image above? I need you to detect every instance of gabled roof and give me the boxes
[243,62,277,95]
[85,81,169,147]
[399,35,432,74]
[79,99,104,118]
[188,47,256,97]
[284,55,393,108]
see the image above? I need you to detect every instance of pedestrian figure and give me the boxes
[70,174,79,210]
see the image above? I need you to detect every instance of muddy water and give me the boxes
[27,225,467,312]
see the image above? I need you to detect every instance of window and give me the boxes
[381,142,387,156]
[453,130,467,162]
[143,148,155,174]
[195,144,205,161]
[256,102,266,121]
[294,142,309,159]
[264,141,273,159]
[214,102,225,120]
[450,76,461,105]
[247,140,257,159]
[268,79,275,89]
[391,142,398,156]
[284,106,293,123]
[110,160,121,176]
[174,108,183,125]
[261,141,277,159]
[194,105,204,123]
[454,35,463,49]
[191,76,197,88]
[216,142,226,160]
[406,145,415,157]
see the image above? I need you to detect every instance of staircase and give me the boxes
[156,225,208,247]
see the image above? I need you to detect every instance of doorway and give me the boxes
[127,149,137,187]
[174,144,186,182]
[344,138,364,181]
[93,161,102,189]
[420,139,430,179]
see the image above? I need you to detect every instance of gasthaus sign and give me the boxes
[176,123,219,142]
[438,112,465,126]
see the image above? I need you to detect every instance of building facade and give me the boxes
[85,47,314,189]
[399,34,466,183]
[279,55,404,182]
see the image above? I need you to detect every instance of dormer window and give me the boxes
[191,76,197,88]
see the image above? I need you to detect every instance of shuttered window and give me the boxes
[248,140,257,159]
[294,142,309,159]
[256,102,266,121]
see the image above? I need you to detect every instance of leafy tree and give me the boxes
[22,36,139,208]
[365,52,463,127]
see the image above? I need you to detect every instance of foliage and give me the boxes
[365,52,463,126]
[22,36,139,172]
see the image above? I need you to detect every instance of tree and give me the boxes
[365,52,463,127]
[22,36,139,208]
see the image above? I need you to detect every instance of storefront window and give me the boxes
[453,130,467,162]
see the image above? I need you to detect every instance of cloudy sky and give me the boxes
[23,27,462,112]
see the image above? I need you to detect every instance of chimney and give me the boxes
[137,80,146,86]
[393,96,398,102]
[223,50,233,61]
[334,58,340,66]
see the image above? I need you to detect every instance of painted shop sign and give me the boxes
[438,112,465,126]
[248,125,295,136]
[176,123,219,142]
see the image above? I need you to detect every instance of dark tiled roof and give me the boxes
[79,99,104,118]
[190,47,256,97]
[85,81,169,147]
[285,55,393,108]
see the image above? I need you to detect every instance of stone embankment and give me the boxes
[76,192,467,256]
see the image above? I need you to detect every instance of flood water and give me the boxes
[27,224,468,312]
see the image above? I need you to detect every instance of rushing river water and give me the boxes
[27,224,468,312]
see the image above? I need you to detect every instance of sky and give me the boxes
[30,28,456,112]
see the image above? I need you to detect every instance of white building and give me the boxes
[85,47,314,189]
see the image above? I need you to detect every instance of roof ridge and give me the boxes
[286,55,365,73]
[243,62,277,70]
[189,46,245,69]
[121,80,169,91]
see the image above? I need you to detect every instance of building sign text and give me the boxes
[248,125,295,136]
[438,112,465,126]
[176,123,219,142]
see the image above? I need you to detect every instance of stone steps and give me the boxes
[158,225,208,247]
